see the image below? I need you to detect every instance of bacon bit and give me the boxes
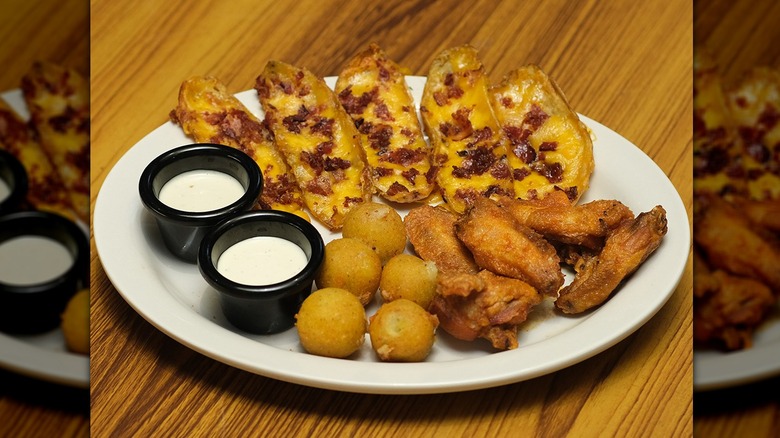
[310,117,335,137]
[500,97,514,108]
[400,127,413,137]
[513,168,530,181]
[368,124,393,151]
[539,141,558,151]
[523,104,549,130]
[306,175,332,196]
[473,127,492,143]
[452,146,496,178]
[386,182,409,197]
[483,184,512,198]
[513,141,536,164]
[401,106,412,113]
[490,160,511,180]
[297,84,311,98]
[279,81,294,95]
[339,86,379,115]
[401,167,420,184]
[425,166,437,183]
[48,107,77,133]
[283,106,311,133]
[532,161,563,183]
[374,167,394,178]
[385,148,426,166]
[557,186,578,202]
[261,173,301,207]
[734,96,748,108]
[440,108,473,140]
[343,196,364,208]
[374,103,394,121]
[746,142,770,163]
[433,91,448,106]
[378,66,391,81]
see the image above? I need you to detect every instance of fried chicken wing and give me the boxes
[555,206,667,314]
[693,249,775,350]
[404,204,478,274]
[431,269,542,350]
[493,191,634,249]
[694,195,780,292]
[455,197,563,296]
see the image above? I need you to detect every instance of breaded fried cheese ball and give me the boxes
[379,254,438,309]
[295,288,367,358]
[342,202,406,264]
[61,288,89,354]
[315,238,382,305]
[369,299,439,362]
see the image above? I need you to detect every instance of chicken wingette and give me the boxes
[255,60,372,230]
[420,45,514,214]
[21,61,89,222]
[170,75,308,220]
[335,43,434,203]
[490,65,594,203]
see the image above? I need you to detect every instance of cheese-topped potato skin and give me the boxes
[256,60,372,230]
[336,43,435,203]
[490,65,594,203]
[170,75,308,220]
[21,62,90,222]
[420,45,515,214]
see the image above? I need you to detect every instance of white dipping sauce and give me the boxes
[0,179,10,202]
[158,169,245,212]
[0,236,74,286]
[217,236,308,286]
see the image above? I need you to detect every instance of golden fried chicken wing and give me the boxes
[431,269,542,350]
[404,204,478,274]
[454,197,563,296]
[693,249,775,350]
[694,195,780,292]
[493,191,634,249]
[555,205,667,314]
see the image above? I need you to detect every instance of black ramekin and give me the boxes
[139,143,263,262]
[0,211,89,334]
[198,210,325,334]
[0,149,28,215]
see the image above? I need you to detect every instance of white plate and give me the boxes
[0,89,89,389]
[93,76,689,394]
[694,306,780,391]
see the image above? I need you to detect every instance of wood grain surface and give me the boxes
[90,1,693,436]
[693,1,780,437]
[0,1,89,437]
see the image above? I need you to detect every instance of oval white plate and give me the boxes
[94,77,689,394]
[0,89,89,389]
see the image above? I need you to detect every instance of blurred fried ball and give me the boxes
[61,288,89,355]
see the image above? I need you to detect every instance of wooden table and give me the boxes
[693,1,780,437]
[90,1,693,436]
[0,1,89,438]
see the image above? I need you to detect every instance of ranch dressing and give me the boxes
[217,236,308,286]
[158,169,245,212]
[0,179,10,203]
[0,235,73,286]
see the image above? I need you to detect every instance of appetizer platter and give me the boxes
[0,64,90,389]
[94,45,689,394]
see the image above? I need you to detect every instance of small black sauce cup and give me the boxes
[139,143,263,262]
[0,149,28,215]
[198,211,325,334]
[0,211,89,334]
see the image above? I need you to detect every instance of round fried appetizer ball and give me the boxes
[61,288,89,355]
[342,202,406,264]
[295,287,367,358]
[379,254,438,309]
[369,299,439,362]
[315,238,382,305]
